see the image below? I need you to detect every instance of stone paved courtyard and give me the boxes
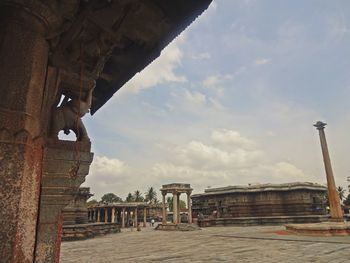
[60,225,350,263]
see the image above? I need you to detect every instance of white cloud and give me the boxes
[191,52,211,60]
[119,34,187,94]
[184,89,207,105]
[254,58,271,65]
[211,129,257,150]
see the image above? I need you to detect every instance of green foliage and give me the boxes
[344,194,350,206]
[166,197,187,212]
[145,187,157,204]
[101,193,123,203]
[134,190,144,202]
[126,192,135,202]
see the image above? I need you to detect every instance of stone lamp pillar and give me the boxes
[314,121,343,221]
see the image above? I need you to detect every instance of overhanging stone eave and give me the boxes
[90,0,213,114]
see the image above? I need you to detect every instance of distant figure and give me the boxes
[151,218,155,227]
[129,219,134,231]
[198,212,204,227]
[137,223,141,231]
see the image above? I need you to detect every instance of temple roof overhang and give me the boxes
[192,182,327,198]
[48,0,213,114]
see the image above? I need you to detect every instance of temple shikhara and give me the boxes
[0,1,212,262]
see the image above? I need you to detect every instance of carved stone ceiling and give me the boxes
[48,0,212,114]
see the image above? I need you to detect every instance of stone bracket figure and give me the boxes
[50,85,94,142]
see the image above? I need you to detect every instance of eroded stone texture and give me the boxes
[63,187,93,225]
[0,3,49,262]
[192,182,328,227]
[34,140,93,263]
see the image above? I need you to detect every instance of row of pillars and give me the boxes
[162,191,192,225]
[88,207,148,227]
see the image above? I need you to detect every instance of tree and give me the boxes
[337,186,346,201]
[145,187,157,204]
[101,193,123,203]
[344,194,350,206]
[126,193,135,202]
[134,190,144,202]
[166,197,187,212]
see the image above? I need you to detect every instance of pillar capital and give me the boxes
[314,121,327,130]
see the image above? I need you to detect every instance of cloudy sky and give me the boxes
[78,0,350,200]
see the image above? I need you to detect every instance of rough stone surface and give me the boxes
[60,225,350,263]
[192,182,327,227]
[62,223,120,241]
[34,140,93,263]
[286,221,350,236]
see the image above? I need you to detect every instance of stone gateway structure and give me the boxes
[191,182,328,227]
[156,183,194,231]
[0,1,212,262]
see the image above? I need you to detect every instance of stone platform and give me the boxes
[60,225,350,262]
[62,223,120,241]
[285,221,350,236]
[200,215,328,227]
[155,223,200,231]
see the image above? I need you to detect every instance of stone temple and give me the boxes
[192,182,328,226]
[0,1,212,262]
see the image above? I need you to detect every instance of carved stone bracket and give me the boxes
[34,139,93,263]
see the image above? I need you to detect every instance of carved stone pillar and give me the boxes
[122,208,125,228]
[173,192,178,224]
[97,209,101,223]
[187,191,192,224]
[143,207,147,227]
[314,121,343,220]
[111,207,116,223]
[162,192,167,224]
[177,193,181,223]
[134,208,138,227]
[34,140,93,263]
[104,208,108,223]
[0,2,52,262]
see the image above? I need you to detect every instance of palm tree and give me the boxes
[337,186,346,201]
[134,190,144,202]
[145,187,157,204]
[125,192,135,202]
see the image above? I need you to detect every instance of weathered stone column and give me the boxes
[111,207,115,223]
[104,208,108,223]
[34,141,93,263]
[187,191,192,224]
[0,3,56,261]
[173,192,178,224]
[162,192,167,224]
[314,121,343,220]
[143,207,147,227]
[177,193,181,223]
[134,208,138,227]
[122,208,125,228]
[97,209,101,222]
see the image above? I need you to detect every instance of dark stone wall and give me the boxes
[192,189,326,218]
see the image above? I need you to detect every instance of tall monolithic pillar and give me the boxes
[162,192,167,224]
[314,121,343,220]
[173,192,178,224]
[0,3,51,262]
[187,191,192,224]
